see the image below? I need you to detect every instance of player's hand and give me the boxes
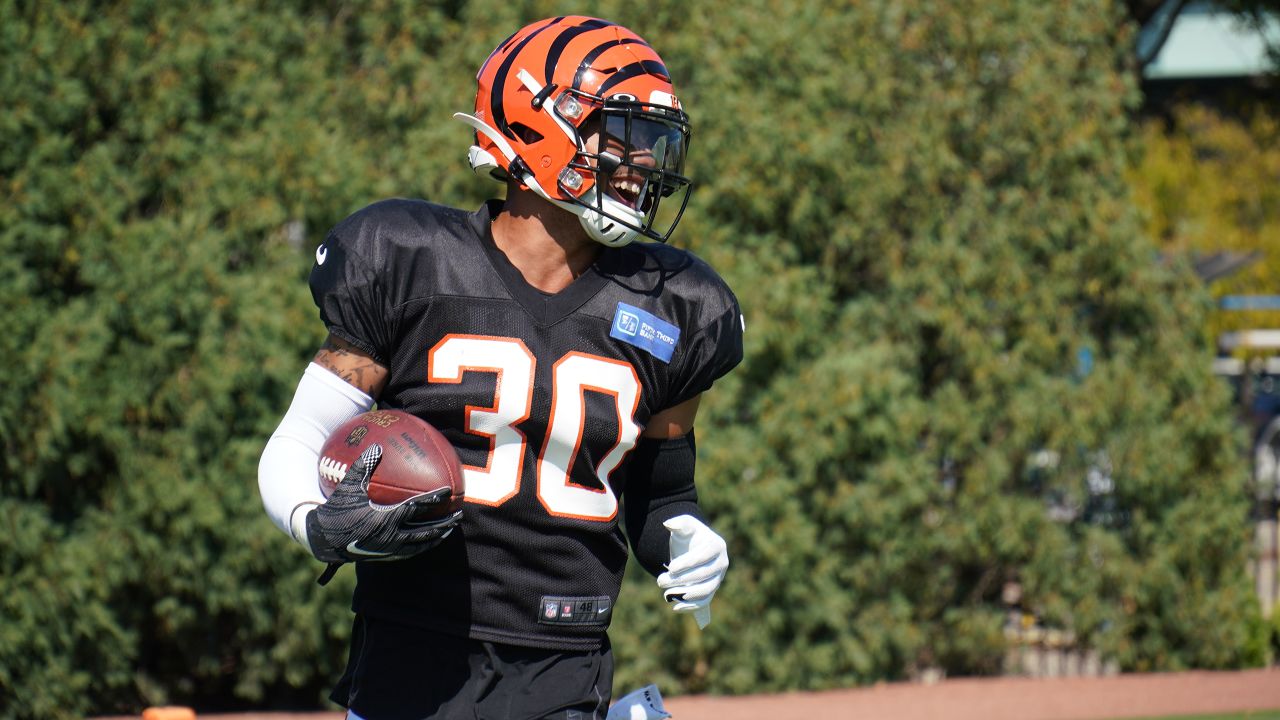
[657,515,727,628]
[305,445,461,564]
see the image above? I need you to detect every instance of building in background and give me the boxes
[1138,0,1279,82]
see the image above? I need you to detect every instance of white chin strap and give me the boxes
[576,187,644,247]
[453,111,642,248]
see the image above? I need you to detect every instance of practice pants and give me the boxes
[333,614,613,720]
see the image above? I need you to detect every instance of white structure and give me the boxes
[1254,418,1280,616]
[1138,0,1280,79]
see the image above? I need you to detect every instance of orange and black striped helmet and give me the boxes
[455,16,692,246]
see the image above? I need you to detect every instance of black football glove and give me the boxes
[305,444,462,567]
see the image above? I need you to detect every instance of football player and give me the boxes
[258,16,743,719]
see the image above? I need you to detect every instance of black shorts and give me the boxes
[331,614,614,720]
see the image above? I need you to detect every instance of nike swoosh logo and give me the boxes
[315,244,328,265]
[345,541,390,557]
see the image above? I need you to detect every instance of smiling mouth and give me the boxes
[608,173,648,209]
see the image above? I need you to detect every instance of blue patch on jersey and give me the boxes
[610,302,680,363]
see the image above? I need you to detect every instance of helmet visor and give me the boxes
[571,101,692,242]
[602,112,686,176]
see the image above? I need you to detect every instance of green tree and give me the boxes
[608,0,1261,693]
[1,1,482,715]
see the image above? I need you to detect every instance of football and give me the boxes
[318,409,464,519]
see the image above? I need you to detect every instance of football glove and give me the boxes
[657,515,727,628]
[305,444,461,566]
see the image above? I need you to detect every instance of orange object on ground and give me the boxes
[141,708,195,720]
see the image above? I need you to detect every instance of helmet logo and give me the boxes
[609,91,679,109]
[648,91,677,109]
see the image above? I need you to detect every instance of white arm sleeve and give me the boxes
[258,362,375,549]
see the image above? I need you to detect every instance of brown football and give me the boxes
[318,409,464,519]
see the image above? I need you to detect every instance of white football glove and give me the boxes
[657,515,727,629]
[607,684,671,720]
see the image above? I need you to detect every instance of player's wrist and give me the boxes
[303,505,351,563]
[289,502,321,554]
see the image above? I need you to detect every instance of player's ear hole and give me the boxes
[510,123,543,144]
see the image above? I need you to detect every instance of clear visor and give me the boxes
[580,105,690,215]
[600,112,686,175]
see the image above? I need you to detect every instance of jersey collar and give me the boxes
[471,200,617,327]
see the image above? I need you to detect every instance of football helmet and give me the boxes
[455,16,692,247]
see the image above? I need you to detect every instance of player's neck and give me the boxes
[492,188,601,294]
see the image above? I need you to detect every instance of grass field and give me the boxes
[1136,707,1280,712]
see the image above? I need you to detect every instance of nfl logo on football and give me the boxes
[615,310,640,337]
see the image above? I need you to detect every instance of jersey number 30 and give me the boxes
[428,335,642,522]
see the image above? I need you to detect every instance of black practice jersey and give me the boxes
[310,199,743,650]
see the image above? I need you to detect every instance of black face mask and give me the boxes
[568,100,693,242]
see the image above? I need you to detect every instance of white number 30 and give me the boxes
[428,335,642,522]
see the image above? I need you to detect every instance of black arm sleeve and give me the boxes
[622,431,704,577]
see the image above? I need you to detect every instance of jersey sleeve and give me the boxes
[309,211,394,364]
[666,295,744,409]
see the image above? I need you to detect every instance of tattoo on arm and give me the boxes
[313,335,388,396]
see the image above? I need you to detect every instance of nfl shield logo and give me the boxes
[544,601,558,619]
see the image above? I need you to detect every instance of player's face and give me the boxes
[581,113,685,213]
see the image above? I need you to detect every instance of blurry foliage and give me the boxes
[0,0,1264,716]
[1130,104,1280,338]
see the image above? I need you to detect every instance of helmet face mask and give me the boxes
[563,98,692,245]
[456,16,693,247]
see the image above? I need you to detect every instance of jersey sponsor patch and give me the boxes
[538,595,612,627]
[610,302,680,363]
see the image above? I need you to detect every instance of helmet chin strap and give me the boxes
[453,112,640,248]
[575,188,642,247]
